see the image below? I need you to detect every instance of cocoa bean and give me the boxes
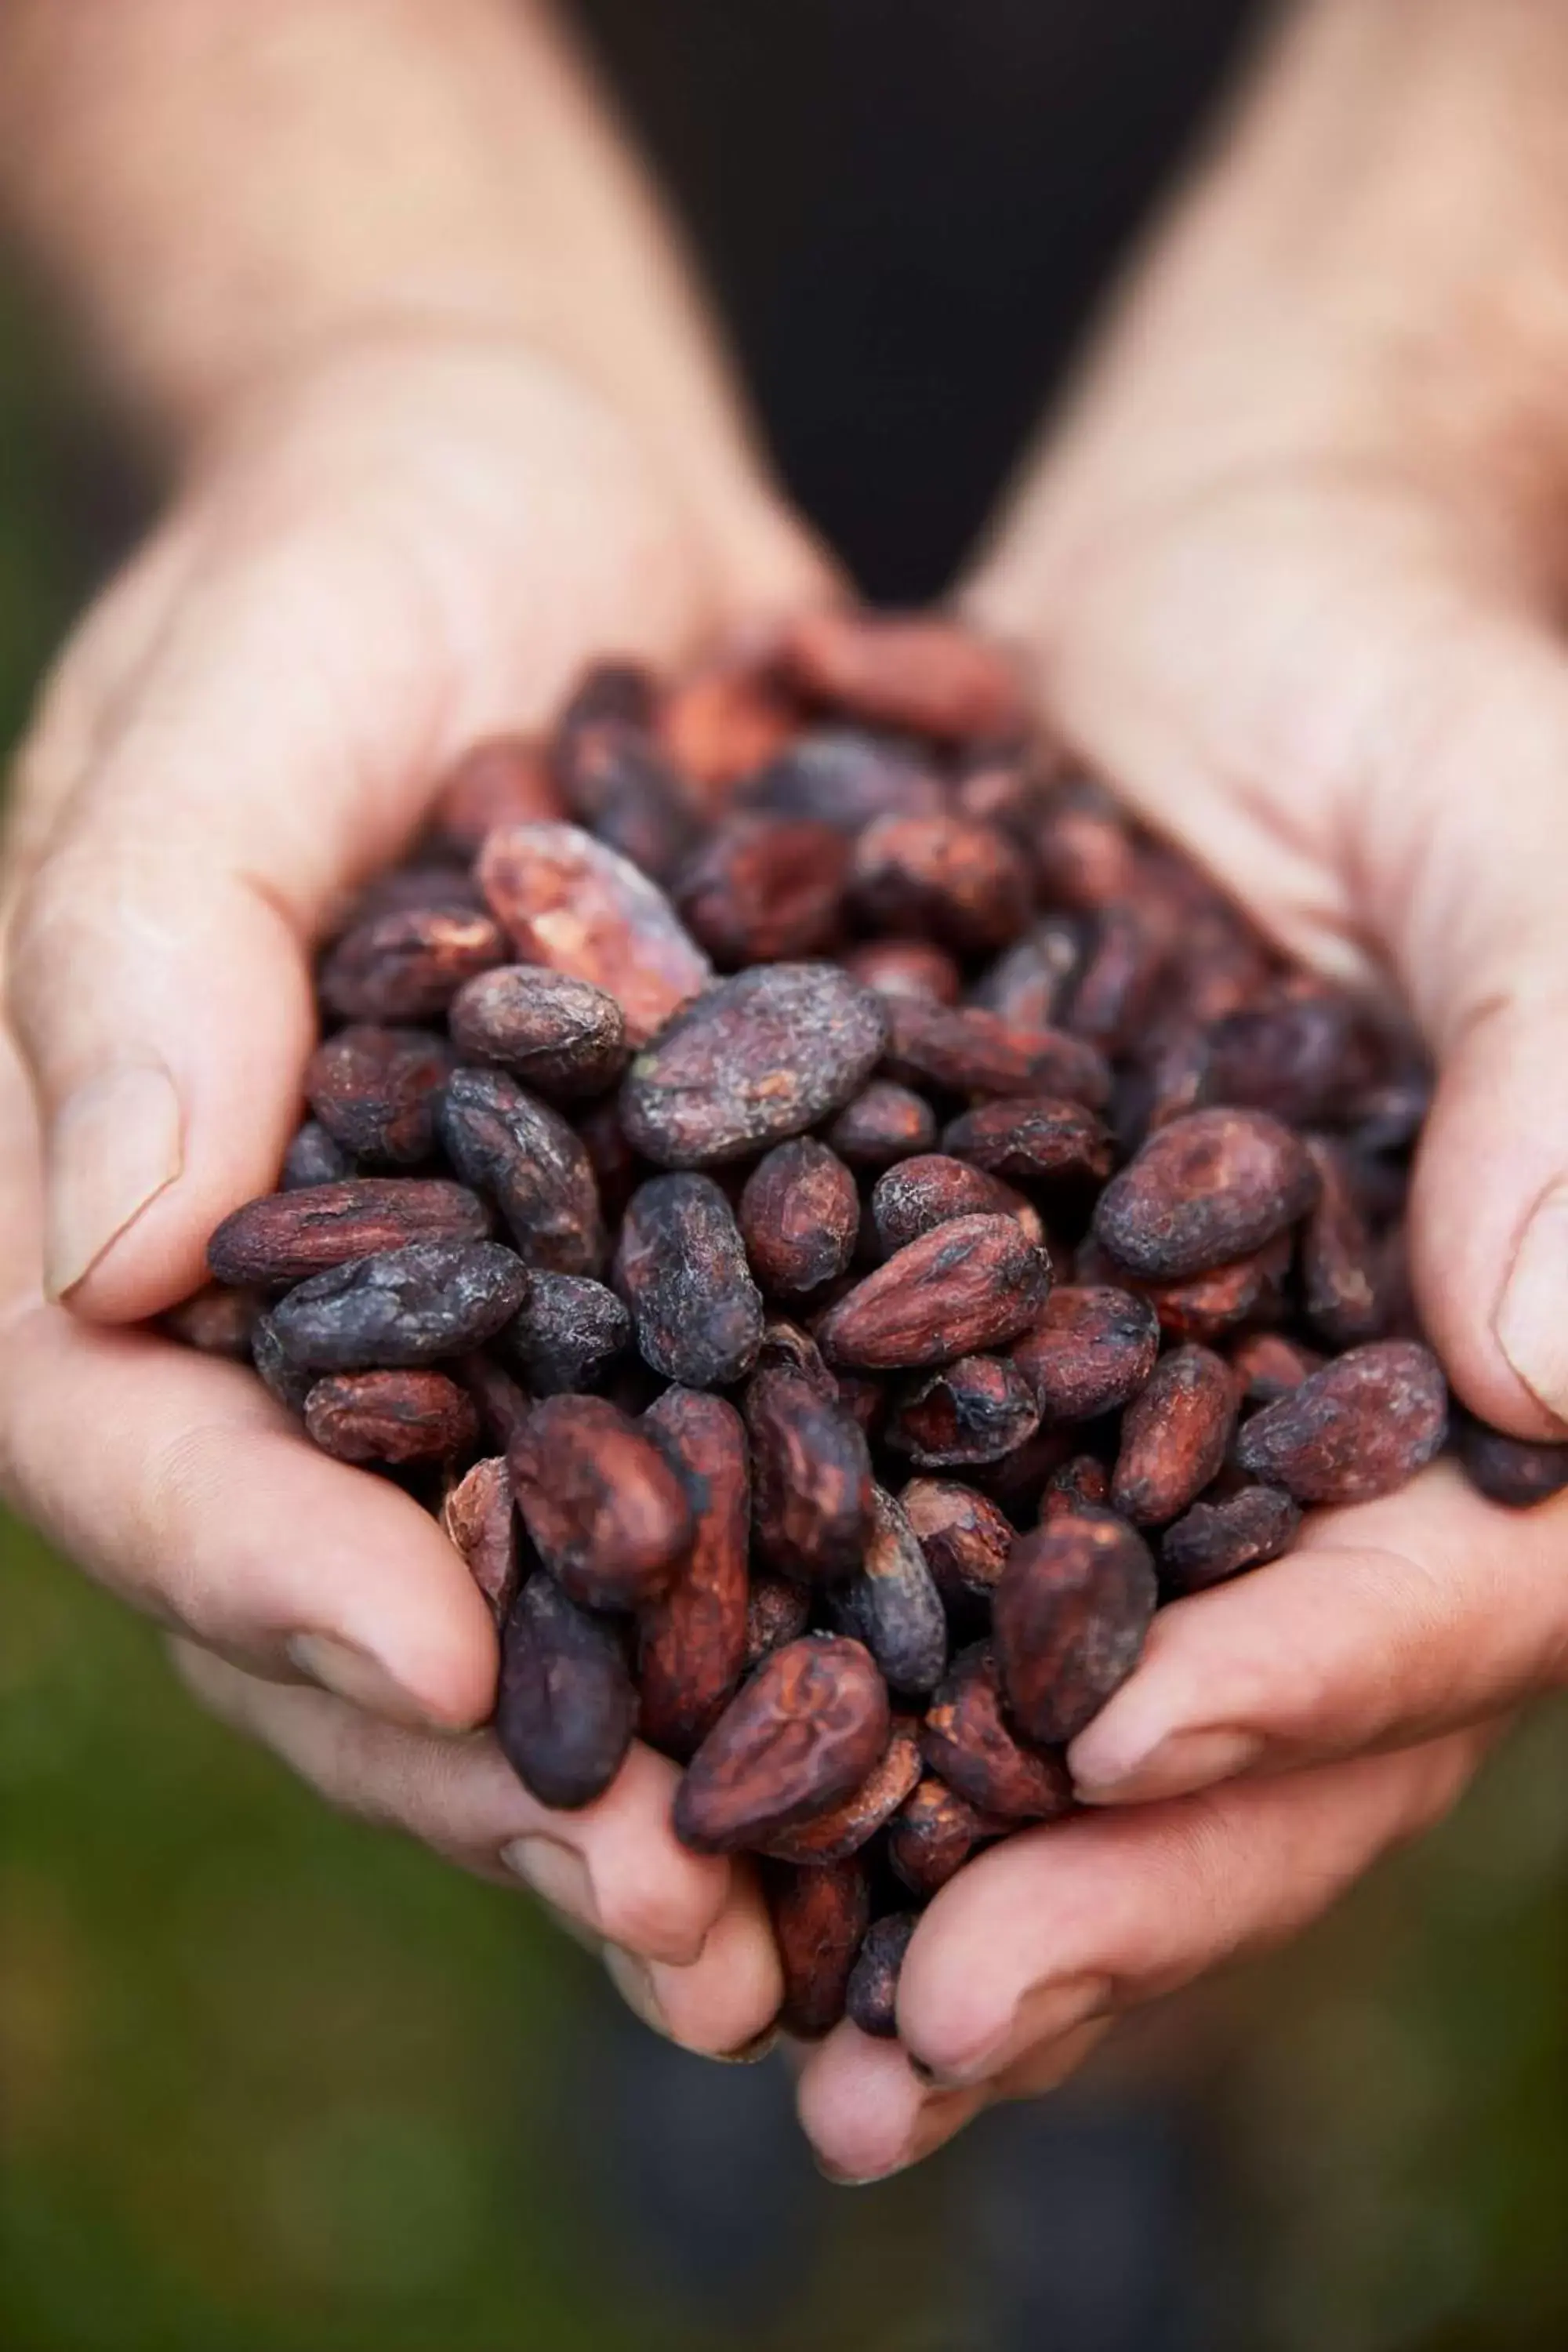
[437,1067,604,1275]
[1234,1340,1447,1503]
[1161,1484,1301,1594]
[318,906,505,1023]
[162,1283,263,1359]
[995,1510,1159,1742]
[1111,1344,1237,1525]
[637,1388,751,1759]
[1040,1455,1112,1519]
[1094,1108,1319,1281]
[871,1154,1043,1257]
[428,733,564,852]
[883,998,1112,1108]
[887,1355,1041,1468]
[252,1314,314,1413]
[1301,1136,1385,1346]
[1200,991,1370,1126]
[739,1139,860,1298]
[899,1478,1014,1606]
[209,1178,490,1287]
[477,820,711,1044]
[1455,1417,1568,1510]
[768,1857,870,2039]
[735,726,947,832]
[1136,1233,1292,1344]
[824,1080,938,1171]
[553,696,703,882]
[497,1573,637,1810]
[1011,1286,1160,1423]
[509,1395,692,1610]
[744,1365,873,1581]
[828,1486,949,1695]
[971,917,1085,1029]
[620,962,887,1167]
[1031,783,1141,909]
[841,937,963,1004]
[851,813,1032,952]
[305,1025,455,1165]
[920,1642,1075,1821]
[270,1238,529,1370]
[887,1777,1006,1898]
[658,658,800,793]
[281,1120,353,1189]
[303,1369,479,1464]
[673,1634,891,1853]
[615,1173,764,1388]
[676,815,850,965]
[1229,1330,1325,1406]
[758,1715,922,1862]
[816,1214,1052,1370]
[744,1570,812,1667]
[447,967,629,1098]
[941,1095,1115,1184]
[1063,902,1171,1053]
[499,1272,630,1396]
[845,1911,919,2040]
[441,1455,520,1625]
[777,609,1026,742]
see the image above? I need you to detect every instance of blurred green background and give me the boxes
[2,277,1566,2352]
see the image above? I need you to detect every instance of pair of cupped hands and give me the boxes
[6,179,1568,2188]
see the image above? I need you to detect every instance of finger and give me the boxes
[897,1732,1477,2091]
[4,526,466,1320]
[175,1643,728,1969]
[1067,1461,1554,1803]
[795,2027,987,2185]
[794,2015,1112,2186]
[1367,621,1568,1439]
[602,1861,784,2056]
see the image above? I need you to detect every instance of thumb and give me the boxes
[1379,619,1568,1439]
[4,539,468,1322]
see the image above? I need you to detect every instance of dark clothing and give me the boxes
[577,0,1262,599]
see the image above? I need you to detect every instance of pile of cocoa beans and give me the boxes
[169,610,1568,2045]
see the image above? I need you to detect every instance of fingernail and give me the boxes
[1072,1723,1261,1806]
[602,1945,670,2039]
[918,1973,1110,2089]
[44,1060,183,1298]
[713,2026,780,2066]
[285,1632,434,1726]
[1496,1186,1568,1422]
[500,1835,599,1936]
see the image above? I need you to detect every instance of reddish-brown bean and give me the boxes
[637,1388,752,1759]
[777,608,1027,741]
[995,1510,1159,1744]
[768,1857,871,2040]
[758,1716,923,1862]
[1011,1286,1160,1423]
[209,1178,491,1287]
[816,1214,1052,1370]
[920,1643,1075,1822]
[1112,1345,1237,1526]
[509,1395,692,1610]
[1234,1341,1447,1504]
[899,1479,1014,1606]
[303,1370,479,1464]
[318,906,505,1023]
[887,1354,1041,1468]
[1161,1485,1301,1594]
[739,1139,860,1298]
[1094,1108,1319,1281]
[441,1455,520,1626]
[673,1635,891,1853]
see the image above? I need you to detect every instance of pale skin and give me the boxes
[3,0,1568,2183]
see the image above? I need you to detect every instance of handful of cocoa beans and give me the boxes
[169,608,1568,2045]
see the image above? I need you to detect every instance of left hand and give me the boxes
[797,0,1568,2177]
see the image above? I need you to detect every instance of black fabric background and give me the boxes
[575,0,1264,599]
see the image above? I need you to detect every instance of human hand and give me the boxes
[796,0,1568,2174]
[0,325,820,2050]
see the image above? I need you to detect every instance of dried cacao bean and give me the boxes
[305,1025,455,1165]
[828,1486,949,1695]
[739,1139,860,1298]
[441,1455,520,1624]
[615,1173,764,1388]
[995,1509,1159,1743]
[318,906,505,1023]
[673,1634,891,1853]
[497,1573,637,1810]
[209,1178,490,1287]
[620,962,887,1167]
[1094,1108,1319,1281]
[1234,1340,1447,1504]
[844,1911,919,2040]
[303,1369,479,1464]
[887,1777,1006,1898]
[758,1715,922,1862]
[1011,1286,1160,1423]
[1111,1344,1237,1526]
[883,998,1112,1108]
[509,1395,692,1610]
[920,1643,1075,1821]
[768,1857,870,2039]
[899,1478,1014,1606]
[824,1081,939,1171]
[744,1364,873,1581]
[778,609,1026,742]
[886,1354,1041,1468]
[1161,1484,1301,1594]
[270,1238,529,1370]
[637,1388,752,1759]
[437,1066,604,1275]
[676,815,849,964]
[447,967,629,1098]
[816,1214,1051,1370]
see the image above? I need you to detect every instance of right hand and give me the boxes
[0,323,826,2051]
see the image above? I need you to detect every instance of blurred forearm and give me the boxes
[978,0,1568,594]
[0,0,772,514]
